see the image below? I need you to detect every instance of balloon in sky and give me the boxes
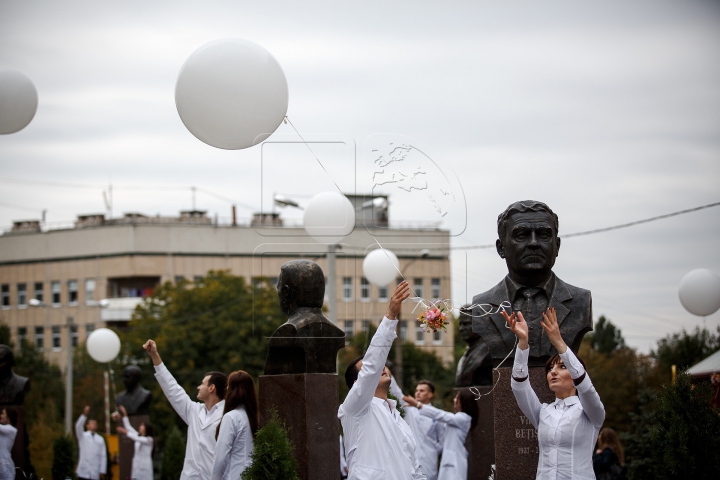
[175,38,289,150]
[303,192,355,244]
[0,70,38,135]
[363,248,400,286]
[86,328,121,363]
[678,268,720,317]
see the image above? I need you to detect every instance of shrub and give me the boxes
[51,435,75,480]
[161,425,185,480]
[241,410,299,480]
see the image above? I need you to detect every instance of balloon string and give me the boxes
[469,336,518,401]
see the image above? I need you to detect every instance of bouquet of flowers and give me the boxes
[417,301,449,333]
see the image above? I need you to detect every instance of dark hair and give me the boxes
[215,371,259,440]
[598,427,625,465]
[416,380,435,394]
[497,200,559,240]
[345,355,364,390]
[3,407,18,428]
[204,371,228,399]
[457,390,478,430]
[545,353,586,389]
[140,422,156,457]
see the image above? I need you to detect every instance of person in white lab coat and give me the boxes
[0,407,18,480]
[75,406,107,480]
[503,308,605,480]
[115,405,154,480]
[339,434,348,479]
[389,378,444,480]
[211,370,258,480]
[338,281,426,480]
[143,339,227,480]
[404,390,478,480]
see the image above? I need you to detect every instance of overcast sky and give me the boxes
[1,1,719,353]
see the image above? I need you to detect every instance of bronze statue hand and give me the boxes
[501,310,529,350]
[540,307,567,354]
[386,281,410,320]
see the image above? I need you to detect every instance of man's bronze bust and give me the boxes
[0,345,30,405]
[116,365,152,415]
[456,306,493,386]
[472,201,592,366]
[264,260,345,375]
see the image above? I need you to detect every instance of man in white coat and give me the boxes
[338,281,427,480]
[75,406,107,480]
[144,339,227,480]
[390,379,444,480]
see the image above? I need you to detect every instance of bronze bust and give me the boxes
[455,306,493,386]
[472,201,592,366]
[116,365,152,415]
[0,345,30,405]
[264,260,345,375]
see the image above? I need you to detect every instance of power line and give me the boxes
[451,201,720,250]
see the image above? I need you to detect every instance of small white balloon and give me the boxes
[363,249,400,286]
[86,328,121,363]
[175,38,289,150]
[303,192,355,244]
[0,70,38,135]
[678,269,720,317]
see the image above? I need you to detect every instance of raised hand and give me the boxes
[403,395,418,407]
[116,426,128,435]
[143,339,162,366]
[501,310,529,350]
[540,307,567,354]
[83,405,90,416]
[119,405,128,417]
[387,281,411,320]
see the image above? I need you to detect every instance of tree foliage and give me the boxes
[241,409,299,480]
[160,424,185,480]
[52,434,76,480]
[652,326,720,383]
[585,315,625,354]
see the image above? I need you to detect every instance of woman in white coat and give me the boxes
[503,307,605,480]
[403,390,478,480]
[0,407,18,480]
[211,370,258,480]
[116,405,154,480]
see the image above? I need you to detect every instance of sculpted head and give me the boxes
[458,305,480,344]
[496,200,560,285]
[0,345,15,378]
[122,365,142,391]
[276,260,325,315]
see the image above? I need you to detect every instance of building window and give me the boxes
[174,276,185,284]
[52,326,62,351]
[85,279,95,304]
[1,285,9,308]
[71,325,78,347]
[35,327,44,350]
[431,278,441,300]
[17,327,27,345]
[378,285,388,302]
[360,278,370,302]
[433,330,442,344]
[361,320,370,334]
[51,281,61,306]
[34,282,43,303]
[342,277,353,301]
[344,320,354,340]
[413,278,423,299]
[68,280,78,305]
[400,321,408,341]
[17,284,27,308]
[86,324,95,340]
[415,326,425,344]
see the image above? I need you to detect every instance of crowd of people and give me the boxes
[69,281,625,480]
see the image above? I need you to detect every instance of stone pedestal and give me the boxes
[259,373,340,480]
[492,367,554,479]
[118,415,150,480]
[455,387,494,480]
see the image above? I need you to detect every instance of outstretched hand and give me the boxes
[403,395,419,407]
[116,426,128,435]
[118,405,128,417]
[143,339,162,366]
[387,281,411,320]
[540,308,567,354]
[83,405,90,417]
[501,310,529,350]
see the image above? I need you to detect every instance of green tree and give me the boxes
[52,434,76,480]
[621,389,658,480]
[161,424,185,480]
[585,315,625,354]
[241,410,300,480]
[653,326,720,382]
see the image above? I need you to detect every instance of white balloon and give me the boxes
[0,70,38,135]
[175,38,289,150]
[679,269,720,317]
[363,249,400,286]
[86,328,121,363]
[303,192,355,244]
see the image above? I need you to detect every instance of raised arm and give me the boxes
[121,416,153,445]
[75,405,89,440]
[0,424,16,436]
[419,404,471,429]
[340,282,410,416]
[144,339,193,424]
[389,375,408,407]
[502,311,541,428]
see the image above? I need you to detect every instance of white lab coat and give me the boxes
[155,363,225,480]
[0,423,17,480]
[75,414,107,480]
[211,406,254,480]
[390,377,444,480]
[122,417,154,480]
[339,434,348,478]
[511,346,605,480]
[419,406,471,480]
[338,316,427,480]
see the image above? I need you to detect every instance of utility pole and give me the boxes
[65,316,73,434]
